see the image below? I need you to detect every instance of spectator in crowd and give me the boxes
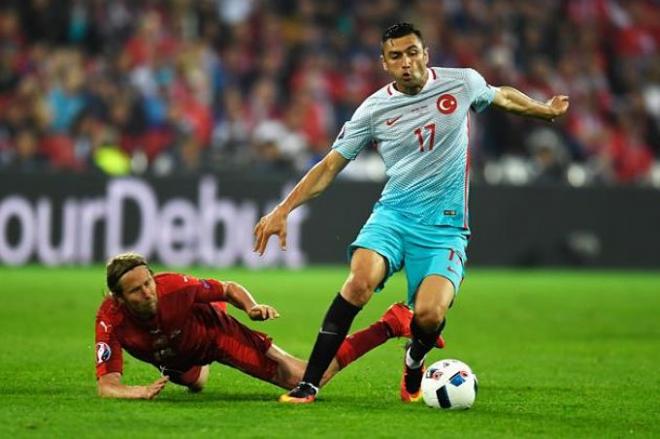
[0,0,657,186]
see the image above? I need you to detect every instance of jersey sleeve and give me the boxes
[156,273,225,303]
[95,305,123,378]
[464,68,496,113]
[331,99,374,160]
[192,278,226,303]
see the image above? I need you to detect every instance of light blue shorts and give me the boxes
[349,204,469,306]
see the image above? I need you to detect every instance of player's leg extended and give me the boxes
[326,299,445,382]
[274,305,425,389]
[207,304,383,392]
[280,248,387,403]
[266,344,308,389]
[267,345,354,389]
[402,276,455,402]
[272,304,424,388]
[269,343,351,389]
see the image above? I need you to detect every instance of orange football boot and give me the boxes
[279,382,318,404]
[400,361,425,402]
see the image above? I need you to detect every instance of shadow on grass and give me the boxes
[157,390,279,404]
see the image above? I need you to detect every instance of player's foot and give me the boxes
[379,303,446,348]
[400,362,425,403]
[279,382,318,404]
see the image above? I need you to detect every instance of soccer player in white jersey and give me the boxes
[254,23,569,404]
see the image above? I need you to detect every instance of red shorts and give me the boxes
[168,365,204,387]
[165,306,279,386]
[211,309,279,383]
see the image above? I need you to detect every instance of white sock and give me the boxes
[405,348,424,369]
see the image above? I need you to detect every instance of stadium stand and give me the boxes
[0,0,657,184]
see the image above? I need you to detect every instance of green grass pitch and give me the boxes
[0,266,658,438]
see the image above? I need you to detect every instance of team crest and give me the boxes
[437,94,457,114]
[96,342,112,364]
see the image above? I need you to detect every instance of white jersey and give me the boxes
[332,67,495,228]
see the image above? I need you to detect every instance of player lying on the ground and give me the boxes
[95,252,444,399]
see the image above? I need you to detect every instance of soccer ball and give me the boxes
[421,359,478,410]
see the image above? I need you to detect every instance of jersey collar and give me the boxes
[386,68,436,97]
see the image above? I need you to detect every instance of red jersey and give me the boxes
[95,273,228,378]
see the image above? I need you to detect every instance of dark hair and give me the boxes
[381,23,424,45]
[106,252,150,296]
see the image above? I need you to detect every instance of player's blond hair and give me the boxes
[106,252,151,296]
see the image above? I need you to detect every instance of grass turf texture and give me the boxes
[0,266,658,438]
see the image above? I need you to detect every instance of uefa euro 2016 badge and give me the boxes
[96,342,112,364]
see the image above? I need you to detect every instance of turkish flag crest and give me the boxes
[437,94,458,114]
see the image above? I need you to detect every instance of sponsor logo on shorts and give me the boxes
[96,342,112,364]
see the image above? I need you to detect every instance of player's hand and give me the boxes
[545,95,570,121]
[248,304,280,321]
[253,207,288,255]
[141,375,169,399]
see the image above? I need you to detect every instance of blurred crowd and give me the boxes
[0,0,658,186]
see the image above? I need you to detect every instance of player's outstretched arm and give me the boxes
[491,86,569,121]
[97,372,169,399]
[223,281,280,321]
[254,150,349,255]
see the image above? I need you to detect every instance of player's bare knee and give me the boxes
[342,277,374,306]
[414,306,446,331]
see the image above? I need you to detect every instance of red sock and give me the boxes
[336,321,390,369]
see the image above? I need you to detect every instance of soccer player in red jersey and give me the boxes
[95,252,438,400]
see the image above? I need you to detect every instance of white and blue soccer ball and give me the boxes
[421,359,478,410]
